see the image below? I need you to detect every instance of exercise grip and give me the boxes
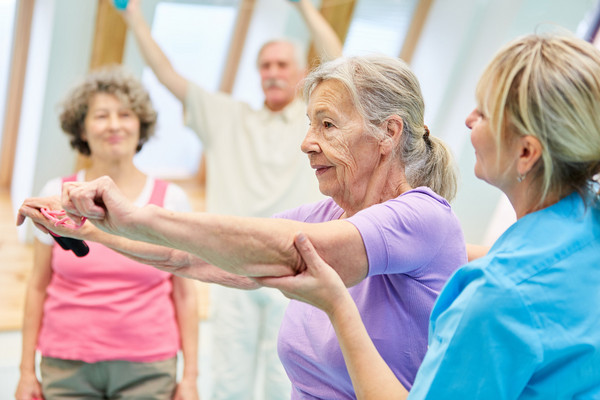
[113,0,129,10]
[50,232,90,257]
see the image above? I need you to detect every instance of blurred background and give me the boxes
[1,0,599,397]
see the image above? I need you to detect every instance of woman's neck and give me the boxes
[84,159,147,201]
[338,165,410,218]
[507,180,563,219]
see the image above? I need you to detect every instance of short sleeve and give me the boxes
[408,271,542,399]
[346,190,455,276]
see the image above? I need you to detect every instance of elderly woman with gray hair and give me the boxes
[19,55,466,399]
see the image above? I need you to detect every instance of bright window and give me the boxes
[134,1,238,179]
[343,0,419,57]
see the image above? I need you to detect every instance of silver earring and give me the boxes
[517,173,526,183]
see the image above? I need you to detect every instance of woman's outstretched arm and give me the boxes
[17,195,258,289]
[57,176,368,284]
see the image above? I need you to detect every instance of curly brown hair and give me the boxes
[59,65,157,156]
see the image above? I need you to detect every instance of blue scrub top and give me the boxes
[409,191,600,399]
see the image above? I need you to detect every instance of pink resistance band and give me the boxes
[40,208,87,229]
[40,208,90,257]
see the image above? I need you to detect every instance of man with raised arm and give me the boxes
[116,1,343,398]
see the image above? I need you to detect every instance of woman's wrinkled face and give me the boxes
[302,80,382,205]
[83,92,141,160]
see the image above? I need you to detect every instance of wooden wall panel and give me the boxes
[89,0,128,69]
[0,0,35,190]
[399,0,434,63]
[306,0,356,69]
[219,0,257,93]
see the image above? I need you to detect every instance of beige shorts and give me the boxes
[40,356,177,399]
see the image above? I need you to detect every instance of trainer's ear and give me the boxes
[516,134,543,177]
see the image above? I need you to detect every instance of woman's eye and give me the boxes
[323,121,334,128]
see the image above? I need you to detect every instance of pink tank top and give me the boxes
[38,176,180,363]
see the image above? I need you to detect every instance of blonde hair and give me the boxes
[303,55,458,201]
[476,33,600,203]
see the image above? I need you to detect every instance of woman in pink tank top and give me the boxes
[15,67,199,400]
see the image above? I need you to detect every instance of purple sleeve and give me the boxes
[273,198,342,222]
[347,190,456,277]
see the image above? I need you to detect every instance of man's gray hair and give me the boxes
[256,39,307,70]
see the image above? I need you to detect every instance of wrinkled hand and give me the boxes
[17,195,98,240]
[254,233,347,315]
[17,195,63,235]
[60,176,139,238]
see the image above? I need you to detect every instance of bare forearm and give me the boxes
[60,176,368,285]
[328,293,409,400]
[20,288,46,373]
[171,263,260,289]
[131,206,302,277]
[125,8,187,101]
[295,0,343,62]
[20,242,52,375]
[172,277,199,381]
[88,226,259,288]
[118,204,368,285]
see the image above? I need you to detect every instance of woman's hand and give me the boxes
[14,370,44,400]
[60,176,141,239]
[17,195,94,239]
[254,232,349,316]
[17,194,99,242]
[172,376,199,400]
[17,195,63,234]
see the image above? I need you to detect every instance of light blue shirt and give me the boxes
[409,191,600,399]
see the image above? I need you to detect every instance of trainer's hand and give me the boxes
[254,232,348,315]
[61,176,139,238]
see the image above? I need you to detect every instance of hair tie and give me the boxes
[423,125,432,148]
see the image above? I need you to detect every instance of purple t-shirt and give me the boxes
[275,187,467,399]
